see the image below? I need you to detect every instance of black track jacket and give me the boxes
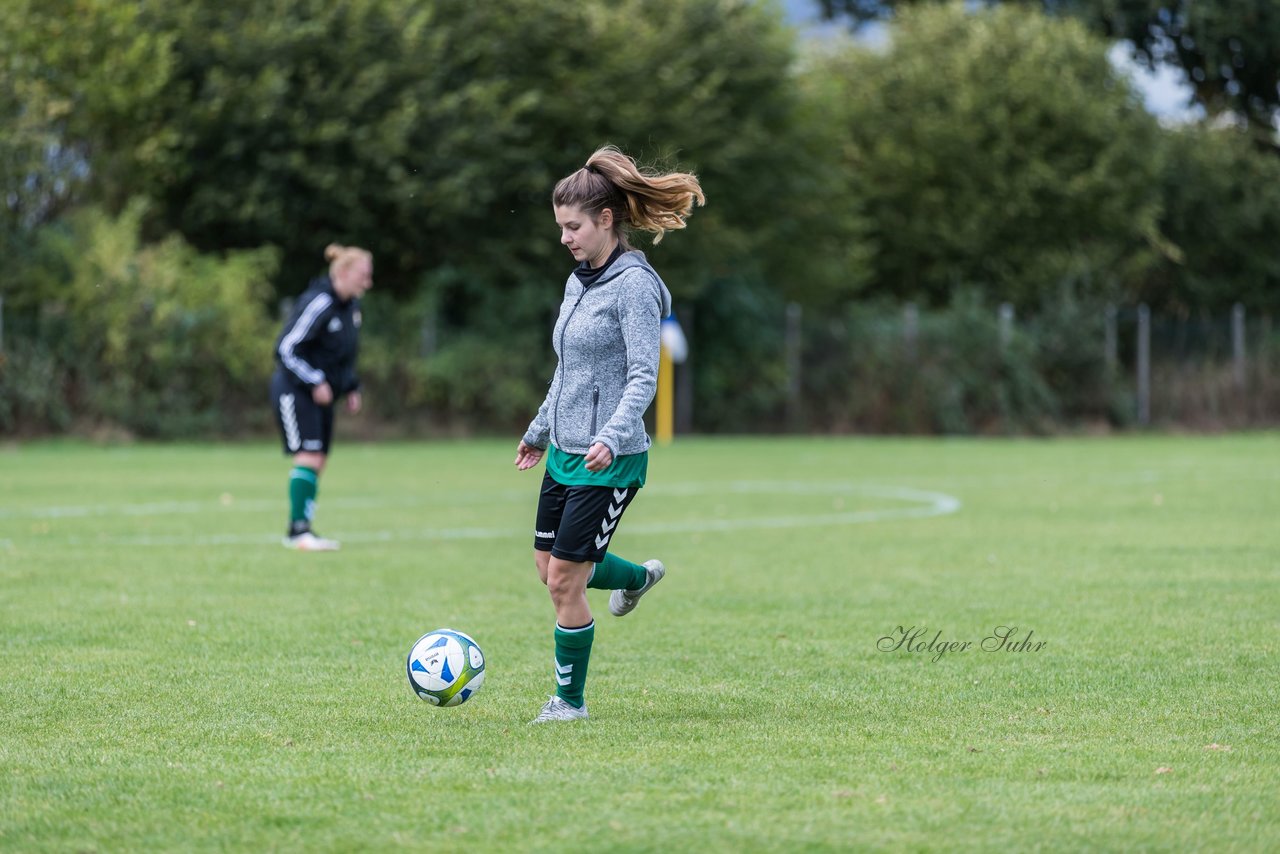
[273,275,362,396]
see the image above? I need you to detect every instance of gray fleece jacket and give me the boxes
[523,251,673,458]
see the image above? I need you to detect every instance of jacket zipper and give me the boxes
[590,385,599,441]
[552,285,590,449]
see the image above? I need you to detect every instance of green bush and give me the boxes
[687,274,790,432]
[353,285,551,435]
[9,203,279,437]
[798,295,1126,435]
[0,340,72,434]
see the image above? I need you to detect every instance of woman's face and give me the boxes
[555,204,615,266]
[334,256,373,300]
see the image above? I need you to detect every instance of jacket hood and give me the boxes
[591,250,672,318]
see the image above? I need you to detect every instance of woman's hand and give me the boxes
[346,390,362,414]
[584,442,613,472]
[515,440,544,471]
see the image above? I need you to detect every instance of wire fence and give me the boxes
[759,301,1279,433]
[2,294,1277,435]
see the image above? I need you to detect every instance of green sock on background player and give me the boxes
[587,553,647,591]
[288,466,318,534]
[553,621,594,709]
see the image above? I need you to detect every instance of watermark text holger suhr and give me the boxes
[878,625,1047,663]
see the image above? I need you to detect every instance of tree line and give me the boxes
[1,0,1276,436]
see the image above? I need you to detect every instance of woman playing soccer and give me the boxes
[515,146,704,723]
[270,243,372,551]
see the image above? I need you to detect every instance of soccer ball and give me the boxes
[406,628,486,707]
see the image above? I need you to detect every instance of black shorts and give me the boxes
[534,472,639,564]
[270,372,334,455]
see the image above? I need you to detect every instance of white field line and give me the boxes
[10,482,961,548]
[0,491,528,519]
[0,468,1180,521]
[1,481,936,519]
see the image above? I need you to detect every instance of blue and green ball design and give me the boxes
[406,628,486,707]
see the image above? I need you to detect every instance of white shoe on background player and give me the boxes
[282,531,340,551]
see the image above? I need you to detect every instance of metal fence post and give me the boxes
[785,302,803,430]
[1262,314,1273,383]
[1137,303,1151,426]
[903,303,918,362]
[1231,303,1246,389]
[420,309,437,358]
[1104,304,1117,371]
[998,302,1014,351]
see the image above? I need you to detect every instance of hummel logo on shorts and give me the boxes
[536,529,556,539]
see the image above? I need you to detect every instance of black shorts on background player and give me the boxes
[270,371,334,456]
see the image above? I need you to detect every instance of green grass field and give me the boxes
[2,435,1277,852]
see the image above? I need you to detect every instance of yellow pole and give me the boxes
[656,343,674,445]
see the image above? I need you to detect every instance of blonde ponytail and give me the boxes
[324,243,372,277]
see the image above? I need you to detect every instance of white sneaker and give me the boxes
[530,695,589,724]
[608,559,665,617]
[282,531,340,551]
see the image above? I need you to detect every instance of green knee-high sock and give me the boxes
[553,621,595,709]
[587,553,647,591]
[288,466,318,533]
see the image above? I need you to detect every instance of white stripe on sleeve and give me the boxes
[278,293,333,385]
